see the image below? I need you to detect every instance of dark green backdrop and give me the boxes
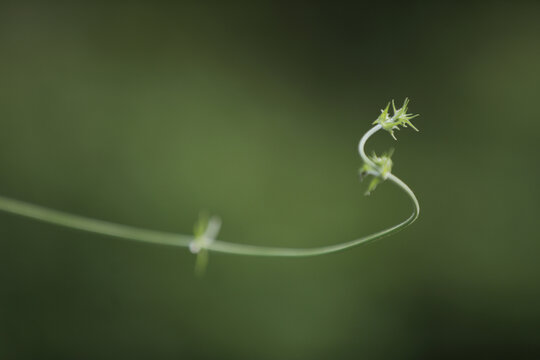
[1,1,539,359]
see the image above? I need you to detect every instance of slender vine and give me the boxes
[0,99,420,272]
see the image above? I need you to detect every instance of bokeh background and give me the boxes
[1,1,540,359]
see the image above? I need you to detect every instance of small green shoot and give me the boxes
[359,149,394,195]
[190,212,221,276]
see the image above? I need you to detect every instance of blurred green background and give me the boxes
[1,1,540,359]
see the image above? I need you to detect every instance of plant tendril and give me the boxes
[0,100,420,263]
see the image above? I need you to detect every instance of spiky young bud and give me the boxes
[359,149,394,195]
[373,98,419,140]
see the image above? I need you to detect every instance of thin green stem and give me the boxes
[0,125,419,257]
[359,124,382,167]
[0,196,193,247]
[206,172,418,257]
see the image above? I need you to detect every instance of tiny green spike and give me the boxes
[406,120,419,132]
[383,102,390,115]
[194,249,209,277]
[373,102,391,125]
[366,177,380,195]
[193,211,209,238]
